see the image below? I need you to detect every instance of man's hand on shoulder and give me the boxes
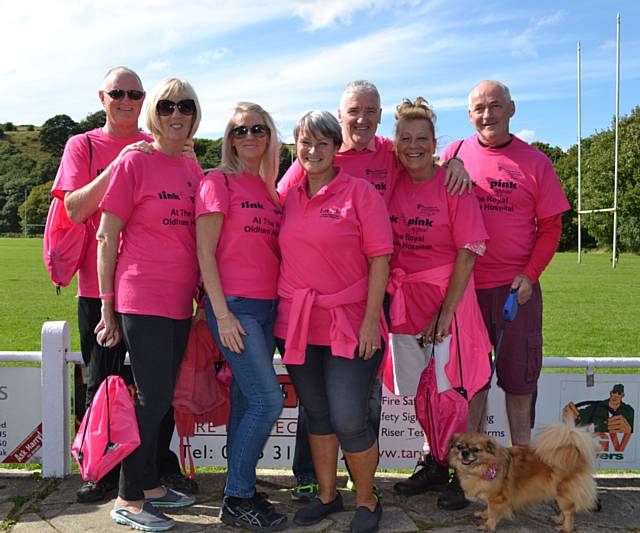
[510,274,533,305]
[442,158,473,195]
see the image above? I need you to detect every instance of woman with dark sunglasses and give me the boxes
[96,78,203,532]
[195,102,287,532]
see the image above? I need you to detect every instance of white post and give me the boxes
[577,41,582,263]
[612,14,620,268]
[41,321,71,478]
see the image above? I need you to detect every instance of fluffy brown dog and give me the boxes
[448,420,599,532]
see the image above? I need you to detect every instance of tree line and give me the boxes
[0,107,638,251]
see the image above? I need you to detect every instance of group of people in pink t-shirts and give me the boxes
[53,66,569,533]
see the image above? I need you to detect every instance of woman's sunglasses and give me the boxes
[156,99,197,117]
[231,124,270,138]
[105,89,145,101]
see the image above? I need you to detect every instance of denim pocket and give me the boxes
[525,334,542,383]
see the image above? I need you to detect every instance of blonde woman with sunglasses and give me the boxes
[96,78,203,532]
[195,102,287,532]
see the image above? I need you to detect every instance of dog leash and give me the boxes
[490,288,520,377]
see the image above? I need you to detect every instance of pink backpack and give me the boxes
[72,375,140,482]
[173,320,230,478]
[43,135,92,292]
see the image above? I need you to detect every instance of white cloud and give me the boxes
[291,0,419,30]
[192,48,232,66]
[515,129,536,142]
[510,10,563,58]
[145,60,171,72]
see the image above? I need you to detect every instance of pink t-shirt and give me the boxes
[277,135,399,205]
[100,150,202,319]
[441,135,570,289]
[195,170,282,299]
[388,167,488,334]
[51,128,152,298]
[275,168,394,347]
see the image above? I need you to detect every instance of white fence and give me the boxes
[1,320,640,477]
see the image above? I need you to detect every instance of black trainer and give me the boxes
[294,492,344,526]
[436,473,470,510]
[220,493,288,532]
[350,499,382,533]
[77,478,118,504]
[159,471,199,494]
[393,454,449,495]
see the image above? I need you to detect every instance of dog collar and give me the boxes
[481,463,500,480]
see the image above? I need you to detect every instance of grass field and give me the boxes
[1,237,639,357]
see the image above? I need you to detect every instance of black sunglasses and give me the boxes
[105,89,145,101]
[156,99,197,117]
[231,124,270,138]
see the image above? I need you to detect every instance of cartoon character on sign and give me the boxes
[563,384,634,433]
[562,384,634,460]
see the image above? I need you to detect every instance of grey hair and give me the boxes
[468,80,512,109]
[102,66,143,90]
[340,80,380,108]
[294,110,343,147]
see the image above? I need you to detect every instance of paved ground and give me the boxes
[1,468,639,532]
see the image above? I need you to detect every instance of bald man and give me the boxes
[436,80,570,510]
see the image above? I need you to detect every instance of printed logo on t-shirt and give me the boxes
[498,165,523,181]
[319,207,344,219]
[365,168,388,193]
[241,200,265,209]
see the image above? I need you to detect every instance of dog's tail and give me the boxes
[532,418,599,512]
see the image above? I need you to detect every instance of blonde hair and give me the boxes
[146,78,201,139]
[220,102,280,205]
[394,97,437,147]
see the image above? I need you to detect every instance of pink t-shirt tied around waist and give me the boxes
[387,167,489,334]
[386,167,491,398]
[99,150,202,320]
[51,128,152,298]
[195,170,282,299]
[441,135,570,289]
[275,169,394,362]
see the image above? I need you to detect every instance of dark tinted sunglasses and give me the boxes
[231,124,270,138]
[105,89,145,101]
[156,99,197,116]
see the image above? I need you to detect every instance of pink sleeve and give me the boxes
[195,171,229,218]
[51,134,91,200]
[522,214,563,283]
[277,159,305,201]
[449,188,489,249]
[355,183,394,257]
[535,158,570,219]
[99,156,137,223]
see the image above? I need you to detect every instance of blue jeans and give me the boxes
[206,296,283,498]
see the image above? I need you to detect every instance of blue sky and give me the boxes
[2,0,639,150]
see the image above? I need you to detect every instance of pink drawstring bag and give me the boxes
[72,375,140,482]
[414,311,469,465]
[42,196,89,291]
[43,134,93,293]
[173,320,231,479]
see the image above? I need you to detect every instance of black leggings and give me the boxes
[278,339,382,453]
[117,313,191,501]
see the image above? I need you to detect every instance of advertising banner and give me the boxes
[171,368,639,470]
[0,366,42,464]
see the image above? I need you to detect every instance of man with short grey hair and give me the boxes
[436,79,570,510]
